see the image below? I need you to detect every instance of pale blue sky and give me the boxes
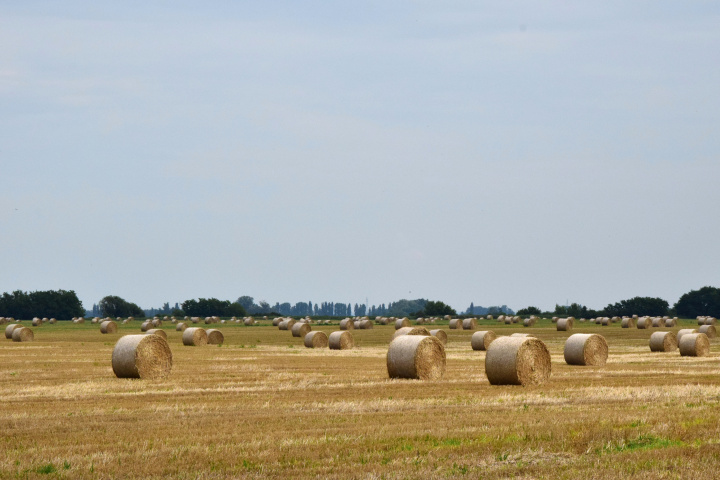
[1,2,719,312]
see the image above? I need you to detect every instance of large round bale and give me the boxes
[175,322,187,332]
[677,329,698,343]
[359,319,374,329]
[11,327,34,342]
[510,333,536,338]
[651,317,663,328]
[471,330,497,351]
[279,319,296,331]
[5,324,21,339]
[146,329,167,339]
[429,329,447,345]
[339,319,355,330]
[291,322,311,338]
[523,318,535,327]
[601,317,610,326]
[140,321,152,332]
[485,336,551,386]
[49,318,56,324]
[182,327,208,346]
[387,335,446,380]
[152,319,162,327]
[111,334,172,379]
[328,331,354,350]
[377,317,388,325]
[462,318,477,330]
[100,320,118,334]
[679,333,710,357]
[621,317,636,328]
[663,318,676,328]
[637,317,652,329]
[698,325,717,339]
[244,318,255,326]
[206,329,224,345]
[190,317,200,324]
[649,331,678,352]
[395,318,411,330]
[304,331,329,348]
[392,326,431,340]
[448,318,461,329]
[564,334,608,366]
[32,318,42,327]
[557,318,574,331]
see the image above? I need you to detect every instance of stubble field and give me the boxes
[1,319,719,479]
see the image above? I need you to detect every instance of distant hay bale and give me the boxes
[676,329,698,343]
[462,318,477,330]
[359,319,374,329]
[485,336,551,386]
[328,331,354,350]
[395,318,411,330]
[378,317,388,325]
[637,317,652,329]
[279,319,296,331]
[32,318,42,327]
[191,317,200,324]
[621,317,636,328]
[5,324,21,339]
[448,319,461,329]
[74,318,85,324]
[111,334,172,379]
[49,318,56,324]
[387,335,446,380]
[182,327,208,346]
[510,333,536,338]
[679,333,710,357]
[649,331,678,352]
[206,329,224,345]
[146,329,167,339]
[11,327,34,342]
[304,331,329,348]
[487,315,493,320]
[291,322,311,338]
[392,326,431,340]
[504,317,513,325]
[706,317,717,325]
[429,329,447,345]
[244,318,255,326]
[100,320,118,334]
[651,317,663,328]
[557,318,574,331]
[152,319,162,327]
[698,325,717,339]
[272,317,282,326]
[564,334,608,366]
[601,317,610,326]
[471,330,497,351]
[523,318,535,327]
[176,322,187,332]
[339,319,355,330]
[140,321,152,332]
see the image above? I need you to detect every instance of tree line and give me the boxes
[0,290,84,320]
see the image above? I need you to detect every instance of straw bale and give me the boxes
[339,319,355,330]
[429,329,447,345]
[636,317,652,329]
[621,317,636,328]
[279,319,296,330]
[563,333,608,366]
[698,325,717,339]
[679,333,710,357]
[32,318,42,327]
[176,322,187,332]
[291,322,311,338]
[649,331,678,352]
[140,321,152,332]
[111,334,172,379]
[328,331,354,350]
[182,327,208,346]
[244,318,255,326]
[523,318,535,327]
[5,324,21,339]
[392,326,431,340]
[304,331,329,348]
[387,335,446,380]
[676,328,698,343]
[557,318,574,331]
[510,333,536,338]
[359,319,374,329]
[11,327,34,342]
[462,318,477,330]
[471,330,497,351]
[448,319,461,329]
[206,329,224,345]
[395,318,411,330]
[651,317,663,328]
[485,336,551,386]
[100,320,117,334]
[146,329,167,339]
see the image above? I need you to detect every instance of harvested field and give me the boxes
[1,319,720,479]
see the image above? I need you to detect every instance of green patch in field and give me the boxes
[600,435,684,455]
[629,419,647,428]
[35,463,56,474]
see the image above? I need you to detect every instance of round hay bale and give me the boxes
[377,317,388,325]
[272,317,282,326]
[206,329,224,345]
[698,325,717,339]
[649,331,678,352]
[387,335,446,380]
[359,319,374,329]
[140,321,152,332]
[11,327,34,342]
[395,318,411,330]
[339,319,355,330]
[707,317,717,325]
[32,318,42,327]
[471,330,497,351]
[429,329,447,345]
[5,324,21,339]
[601,317,610,326]
[328,331,354,350]
[563,334,608,366]
[190,317,200,324]
[204,317,213,324]
[557,318,574,331]
[152,319,162,327]
[244,318,255,326]
[621,317,636,328]
[462,318,477,330]
[182,327,208,346]
[291,322,311,338]
[485,336,551,386]
[279,319,296,331]
[448,318,460,329]
[304,331,329,348]
[111,334,172,379]
[49,318,56,324]
[100,320,118,334]
[637,317,652,329]
[392,326,431,340]
[146,329,167,339]
[510,333,536,338]
[176,322,187,332]
[679,333,710,357]
[677,329,698,343]
[523,318,535,327]
[651,317,663,328]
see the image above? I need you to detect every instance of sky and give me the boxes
[1,1,719,313]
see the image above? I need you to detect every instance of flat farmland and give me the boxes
[1,320,719,479]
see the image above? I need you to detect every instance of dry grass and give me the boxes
[1,320,720,478]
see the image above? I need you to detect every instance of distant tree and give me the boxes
[421,300,456,316]
[237,296,255,312]
[388,299,428,317]
[604,297,669,317]
[555,303,589,318]
[182,298,246,317]
[674,287,720,318]
[172,308,185,317]
[516,306,542,315]
[225,302,247,317]
[0,289,85,319]
[99,295,144,318]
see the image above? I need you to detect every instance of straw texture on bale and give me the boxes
[523,318,535,327]
[471,330,497,351]
[395,318,411,330]
[279,319,296,331]
[359,319,374,329]
[485,336,551,386]
[304,331,329,348]
[679,333,710,357]
[32,318,41,327]
[244,318,255,326]
[392,326,431,340]
[387,335,446,380]
[621,317,636,328]
[563,334,608,366]
[429,329,447,345]
[182,327,208,346]
[698,325,717,339]
[146,329,167,339]
[5,324,21,339]
[328,331,354,350]
[291,322,311,338]
[556,318,574,331]
[152,319,162,327]
[339,319,355,330]
[637,317,651,329]
[111,334,172,379]
[11,327,34,342]
[100,320,117,334]
[140,321,151,332]
[664,318,677,328]
[651,317,662,328]
[649,331,678,352]
[448,319,460,329]
[175,322,187,332]
[462,318,477,330]
[510,333,536,338]
[677,329,698,343]
[206,329,224,345]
